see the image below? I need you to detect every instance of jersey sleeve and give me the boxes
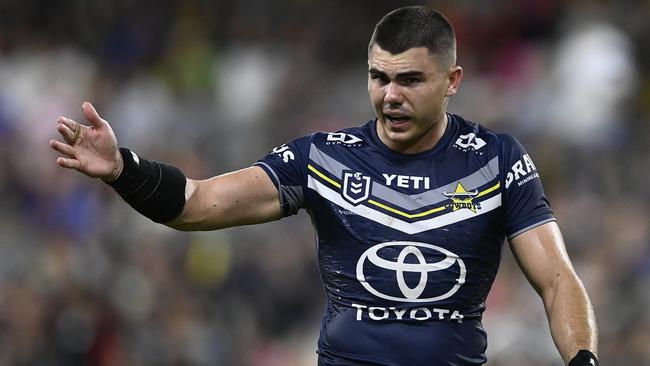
[254,135,311,217]
[499,134,556,240]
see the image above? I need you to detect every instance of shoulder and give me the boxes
[307,120,373,149]
[448,114,523,154]
[450,115,541,190]
[267,120,373,164]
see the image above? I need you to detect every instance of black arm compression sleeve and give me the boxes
[568,350,599,366]
[106,148,187,223]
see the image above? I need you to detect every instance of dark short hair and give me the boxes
[369,6,456,66]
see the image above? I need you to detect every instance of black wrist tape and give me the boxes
[568,350,599,366]
[107,148,186,223]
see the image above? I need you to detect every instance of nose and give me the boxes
[384,82,403,107]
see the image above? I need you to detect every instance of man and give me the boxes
[50,6,598,366]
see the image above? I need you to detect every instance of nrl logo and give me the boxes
[342,170,372,205]
[443,182,480,212]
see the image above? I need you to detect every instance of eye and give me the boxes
[400,77,421,86]
[370,72,389,85]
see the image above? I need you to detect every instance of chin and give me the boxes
[384,129,418,146]
[380,120,413,137]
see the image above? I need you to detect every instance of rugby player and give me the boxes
[50,6,599,366]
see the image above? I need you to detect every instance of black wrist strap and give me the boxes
[107,148,186,223]
[568,350,599,366]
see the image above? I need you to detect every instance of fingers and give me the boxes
[57,116,77,133]
[49,138,76,157]
[49,139,81,170]
[56,118,80,144]
[56,156,81,170]
[82,101,106,128]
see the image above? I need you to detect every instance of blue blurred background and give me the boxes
[1,0,649,365]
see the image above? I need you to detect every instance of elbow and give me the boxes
[541,268,585,310]
[166,222,195,232]
[164,217,193,231]
[165,215,217,232]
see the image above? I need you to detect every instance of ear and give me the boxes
[446,66,463,97]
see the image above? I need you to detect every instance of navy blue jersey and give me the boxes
[255,114,555,366]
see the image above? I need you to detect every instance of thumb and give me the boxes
[81,101,106,128]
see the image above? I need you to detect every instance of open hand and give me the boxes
[49,101,123,181]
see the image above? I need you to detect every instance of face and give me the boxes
[368,45,462,154]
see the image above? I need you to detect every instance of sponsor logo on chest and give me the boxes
[382,173,431,190]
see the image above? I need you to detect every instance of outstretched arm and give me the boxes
[50,102,281,230]
[168,166,281,231]
[509,221,598,364]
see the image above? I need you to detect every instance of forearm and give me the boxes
[166,169,282,231]
[107,149,281,231]
[107,148,187,224]
[166,176,249,231]
[164,178,207,231]
[543,272,598,363]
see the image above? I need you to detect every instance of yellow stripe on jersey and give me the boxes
[476,182,500,197]
[367,199,447,219]
[308,163,501,219]
[368,182,501,219]
[308,164,341,189]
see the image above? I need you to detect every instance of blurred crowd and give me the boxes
[1,0,649,365]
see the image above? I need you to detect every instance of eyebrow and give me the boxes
[368,68,424,79]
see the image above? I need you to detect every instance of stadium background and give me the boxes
[1,0,649,365]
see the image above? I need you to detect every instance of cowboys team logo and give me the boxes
[443,182,480,212]
[356,241,466,302]
[342,170,372,205]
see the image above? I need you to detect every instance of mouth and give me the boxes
[383,113,412,129]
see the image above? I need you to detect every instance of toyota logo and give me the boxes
[356,242,466,303]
